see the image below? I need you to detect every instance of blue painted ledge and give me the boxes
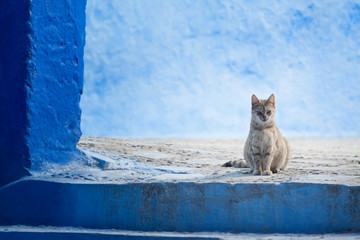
[0,180,359,234]
[0,231,216,240]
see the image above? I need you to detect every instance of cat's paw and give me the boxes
[272,168,280,173]
[262,170,273,175]
[253,170,262,175]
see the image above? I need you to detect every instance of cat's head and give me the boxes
[251,94,275,125]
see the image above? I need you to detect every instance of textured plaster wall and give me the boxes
[82,0,360,138]
[0,0,86,186]
[27,0,86,172]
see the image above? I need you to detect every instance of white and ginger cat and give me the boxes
[223,94,291,175]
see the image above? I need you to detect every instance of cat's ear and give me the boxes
[251,94,259,106]
[267,94,275,105]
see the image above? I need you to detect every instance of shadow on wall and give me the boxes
[0,1,31,186]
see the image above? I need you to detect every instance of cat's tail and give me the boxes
[221,160,248,168]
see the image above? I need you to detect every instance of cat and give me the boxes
[222,94,291,175]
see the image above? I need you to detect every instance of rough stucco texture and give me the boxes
[27,0,86,172]
[0,0,86,185]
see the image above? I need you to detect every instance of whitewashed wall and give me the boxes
[81,0,360,138]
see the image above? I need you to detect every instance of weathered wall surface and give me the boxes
[82,0,360,138]
[27,0,86,172]
[0,180,359,233]
[0,0,86,186]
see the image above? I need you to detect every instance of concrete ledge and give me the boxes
[0,179,359,234]
[75,138,360,186]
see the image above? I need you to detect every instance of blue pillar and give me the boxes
[0,0,86,186]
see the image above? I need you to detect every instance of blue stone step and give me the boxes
[0,179,359,234]
[0,227,217,240]
[1,226,359,240]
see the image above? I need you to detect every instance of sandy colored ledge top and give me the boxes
[31,138,360,186]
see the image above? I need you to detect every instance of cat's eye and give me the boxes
[257,111,262,116]
[267,110,271,115]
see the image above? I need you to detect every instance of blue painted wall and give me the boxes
[0,0,86,185]
[82,0,360,138]
[0,0,32,186]
[0,180,359,233]
[27,0,86,172]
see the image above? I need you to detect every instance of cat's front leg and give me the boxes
[262,148,274,175]
[244,151,254,174]
[251,147,262,175]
